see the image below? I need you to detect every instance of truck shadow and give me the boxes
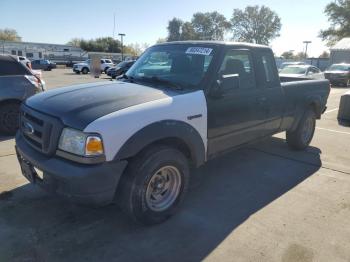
[0,135,14,142]
[0,137,321,261]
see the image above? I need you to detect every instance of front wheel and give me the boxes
[117,145,190,225]
[82,67,89,74]
[286,108,316,150]
[0,103,21,135]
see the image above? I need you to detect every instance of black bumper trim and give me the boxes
[16,132,128,206]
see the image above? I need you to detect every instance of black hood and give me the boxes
[25,81,172,130]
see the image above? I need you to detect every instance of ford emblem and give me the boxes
[23,122,34,135]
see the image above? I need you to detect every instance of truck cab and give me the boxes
[15,41,330,225]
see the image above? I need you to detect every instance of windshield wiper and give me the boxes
[141,76,183,90]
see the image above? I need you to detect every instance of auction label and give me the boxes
[186,47,213,55]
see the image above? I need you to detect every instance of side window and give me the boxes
[0,58,29,76]
[219,50,256,89]
[259,52,279,87]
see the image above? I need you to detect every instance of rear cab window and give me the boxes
[256,50,280,88]
[0,56,30,76]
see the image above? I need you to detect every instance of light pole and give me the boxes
[303,41,312,58]
[118,33,126,61]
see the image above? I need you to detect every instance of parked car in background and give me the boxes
[279,65,324,79]
[73,59,114,74]
[324,63,350,86]
[31,59,57,71]
[279,61,306,70]
[0,55,45,135]
[107,60,135,79]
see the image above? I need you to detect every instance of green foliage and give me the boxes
[67,37,122,53]
[166,12,231,41]
[231,5,281,45]
[320,0,350,46]
[191,11,231,40]
[319,51,330,58]
[0,28,21,42]
[281,51,295,59]
[180,22,198,40]
[167,18,184,41]
[294,52,306,60]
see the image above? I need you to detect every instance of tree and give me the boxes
[320,0,350,46]
[0,28,21,42]
[67,37,122,53]
[67,38,83,47]
[167,18,183,41]
[231,5,281,45]
[191,12,231,40]
[156,38,167,44]
[319,51,330,58]
[180,22,198,40]
[295,52,306,60]
[281,51,295,59]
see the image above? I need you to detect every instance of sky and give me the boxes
[0,0,331,57]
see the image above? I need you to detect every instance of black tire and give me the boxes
[286,108,316,150]
[75,71,80,74]
[117,145,190,225]
[0,102,21,135]
[104,67,109,74]
[112,75,116,79]
[82,67,89,74]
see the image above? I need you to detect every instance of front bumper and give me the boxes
[15,132,128,206]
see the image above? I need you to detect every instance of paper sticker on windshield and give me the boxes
[186,47,213,56]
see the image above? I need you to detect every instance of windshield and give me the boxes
[328,64,350,71]
[117,61,128,68]
[280,66,307,75]
[126,44,216,90]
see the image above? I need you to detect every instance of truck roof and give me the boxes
[155,41,270,50]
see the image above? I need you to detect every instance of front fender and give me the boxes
[114,120,206,167]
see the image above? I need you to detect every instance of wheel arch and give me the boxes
[113,120,206,168]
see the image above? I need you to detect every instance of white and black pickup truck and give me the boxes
[15,41,330,225]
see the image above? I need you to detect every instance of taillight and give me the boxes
[25,75,45,92]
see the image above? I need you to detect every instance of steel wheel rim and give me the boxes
[301,116,314,144]
[146,166,182,212]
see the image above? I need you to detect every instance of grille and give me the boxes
[20,105,63,156]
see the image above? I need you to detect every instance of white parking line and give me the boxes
[316,127,350,135]
[325,108,339,114]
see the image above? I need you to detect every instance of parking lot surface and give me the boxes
[0,69,349,262]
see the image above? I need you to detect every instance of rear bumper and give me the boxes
[15,132,128,206]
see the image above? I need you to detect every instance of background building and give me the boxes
[0,41,132,64]
[330,38,350,64]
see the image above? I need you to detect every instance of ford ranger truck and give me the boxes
[15,42,330,225]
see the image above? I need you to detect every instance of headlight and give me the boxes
[58,128,104,157]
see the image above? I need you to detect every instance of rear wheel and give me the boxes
[117,145,190,225]
[286,108,316,150]
[104,67,109,74]
[82,67,89,74]
[0,102,21,135]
